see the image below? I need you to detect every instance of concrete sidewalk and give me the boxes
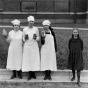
[0,69,88,83]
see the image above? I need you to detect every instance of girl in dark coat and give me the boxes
[68,28,83,86]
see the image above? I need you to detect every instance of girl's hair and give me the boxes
[72,27,79,38]
[49,26,53,31]
[72,27,79,34]
[49,26,54,35]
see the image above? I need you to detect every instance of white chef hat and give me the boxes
[11,19,20,25]
[27,15,35,22]
[42,20,51,26]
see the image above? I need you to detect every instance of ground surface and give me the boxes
[0,82,88,88]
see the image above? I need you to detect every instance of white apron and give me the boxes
[6,30,23,71]
[22,27,40,72]
[41,31,57,71]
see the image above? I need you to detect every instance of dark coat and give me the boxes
[68,37,83,70]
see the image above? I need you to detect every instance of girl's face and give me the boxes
[73,29,79,39]
[43,25,49,31]
[73,29,78,35]
[28,21,34,27]
[13,25,20,31]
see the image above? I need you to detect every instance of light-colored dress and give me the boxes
[41,31,57,71]
[6,30,23,71]
[22,26,40,72]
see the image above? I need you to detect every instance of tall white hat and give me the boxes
[42,20,51,26]
[11,19,20,25]
[27,15,35,22]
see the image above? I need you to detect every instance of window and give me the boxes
[21,0,37,12]
[54,0,69,12]
[0,0,3,11]
[20,0,70,12]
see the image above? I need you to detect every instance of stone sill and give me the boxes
[0,12,87,15]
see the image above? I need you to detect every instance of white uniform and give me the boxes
[22,26,40,72]
[6,30,23,71]
[41,31,57,71]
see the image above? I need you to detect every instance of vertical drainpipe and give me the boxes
[74,0,76,23]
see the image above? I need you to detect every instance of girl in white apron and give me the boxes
[5,19,23,79]
[41,20,57,80]
[22,16,40,80]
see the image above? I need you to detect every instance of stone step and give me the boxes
[0,69,88,76]
[0,69,88,83]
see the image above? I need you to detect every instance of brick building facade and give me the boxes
[0,0,87,24]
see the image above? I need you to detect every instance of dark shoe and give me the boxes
[48,76,52,80]
[32,74,36,79]
[47,70,52,80]
[10,70,16,79]
[32,72,36,79]
[10,75,16,79]
[18,71,22,79]
[77,70,81,87]
[27,71,32,80]
[77,81,81,87]
[77,83,81,87]
[71,77,75,81]
[27,76,32,80]
[44,70,48,80]
[77,78,81,87]
[18,75,22,79]
[44,76,48,80]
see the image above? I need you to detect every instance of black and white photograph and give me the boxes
[0,0,88,88]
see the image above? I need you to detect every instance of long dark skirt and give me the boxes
[68,49,83,70]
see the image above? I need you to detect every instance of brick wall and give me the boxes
[3,0,20,11]
[86,0,88,23]
[2,0,87,12]
[76,0,87,12]
[37,0,53,12]
[0,0,87,24]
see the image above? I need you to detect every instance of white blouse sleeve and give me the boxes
[23,28,25,41]
[36,28,40,41]
[6,31,11,43]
